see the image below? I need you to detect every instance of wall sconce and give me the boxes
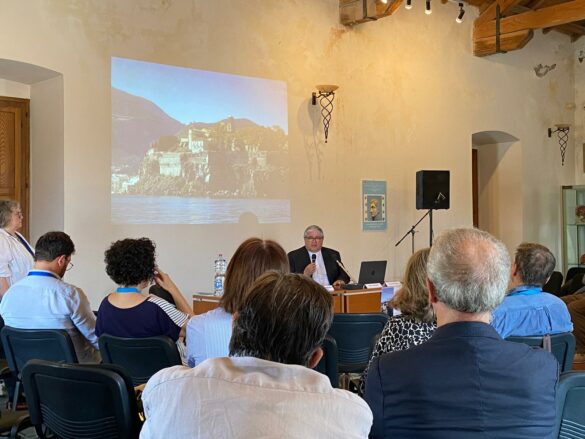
[312,84,338,143]
[548,124,570,166]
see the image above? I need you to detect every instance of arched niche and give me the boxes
[0,59,64,242]
[472,130,522,254]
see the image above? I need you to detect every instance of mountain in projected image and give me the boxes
[112,88,184,173]
[111,89,288,200]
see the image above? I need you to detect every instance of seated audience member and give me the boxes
[359,248,436,396]
[491,242,572,337]
[141,272,373,438]
[149,284,175,305]
[186,237,288,367]
[364,228,559,439]
[562,285,585,361]
[0,231,99,363]
[95,238,192,361]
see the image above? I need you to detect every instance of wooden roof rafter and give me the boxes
[473,0,585,56]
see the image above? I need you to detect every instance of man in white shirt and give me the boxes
[0,231,99,363]
[141,272,373,439]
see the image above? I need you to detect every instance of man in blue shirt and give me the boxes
[0,231,99,362]
[491,242,572,338]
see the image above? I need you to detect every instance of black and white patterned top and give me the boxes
[359,314,436,396]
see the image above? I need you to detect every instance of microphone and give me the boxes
[336,260,357,284]
[311,254,316,264]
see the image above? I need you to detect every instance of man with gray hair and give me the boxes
[364,228,558,439]
[288,225,350,288]
[491,242,572,338]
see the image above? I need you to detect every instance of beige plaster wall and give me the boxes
[30,76,65,241]
[574,40,585,182]
[0,0,576,306]
[477,141,523,256]
[0,79,29,99]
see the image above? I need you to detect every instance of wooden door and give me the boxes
[0,97,30,239]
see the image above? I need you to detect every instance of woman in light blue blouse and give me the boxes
[186,238,289,367]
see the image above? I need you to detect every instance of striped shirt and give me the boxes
[96,294,189,342]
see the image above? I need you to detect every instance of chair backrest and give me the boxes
[0,327,78,375]
[22,359,140,439]
[314,335,338,388]
[543,271,564,296]
[327,313,388,370]
[556,371,585,438]
[566,267,585,284]
[99,334,182,386]
[506,332,576,373]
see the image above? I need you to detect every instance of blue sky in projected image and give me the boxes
[111,57,288,133]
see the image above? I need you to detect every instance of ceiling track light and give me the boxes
[405,0,412,9]
[456,2,465,23]
[425,0,432,14]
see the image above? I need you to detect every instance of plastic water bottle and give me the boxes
[214,254,227,296]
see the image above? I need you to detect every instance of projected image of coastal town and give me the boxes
[111,57,289,224]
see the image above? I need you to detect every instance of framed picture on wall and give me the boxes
[362,180,387,231]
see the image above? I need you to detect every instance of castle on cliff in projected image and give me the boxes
[111,116,289,199]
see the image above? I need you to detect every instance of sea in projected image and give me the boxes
[112,195,290,224]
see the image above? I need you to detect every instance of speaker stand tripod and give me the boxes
[395,209,434,254]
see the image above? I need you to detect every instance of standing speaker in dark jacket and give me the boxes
[288,225,349,289]
[364,228,558,439]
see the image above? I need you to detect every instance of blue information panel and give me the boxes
[362,180,387,231]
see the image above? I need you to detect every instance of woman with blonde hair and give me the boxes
[359,248,436,395]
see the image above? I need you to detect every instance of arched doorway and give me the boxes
[472,131,522,254]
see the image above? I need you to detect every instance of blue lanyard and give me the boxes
[116,287,140,293]
[15,233,34,258]
[28,271,59,280]
[508,285,541,297]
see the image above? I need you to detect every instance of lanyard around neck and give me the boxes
[116,287,141,293]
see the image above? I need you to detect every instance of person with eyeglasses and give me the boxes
[288,225,349,289]
[0,200,34,297]
[0,231,100,363]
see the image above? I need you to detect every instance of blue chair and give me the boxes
[506,332,576,373]
[99,334,182,386]
[327,313,389,374]
[314,335,338,388]
[556,371,585,438]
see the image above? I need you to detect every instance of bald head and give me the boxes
[427,228,510,313]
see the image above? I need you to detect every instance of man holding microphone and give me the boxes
[288,225,349,289]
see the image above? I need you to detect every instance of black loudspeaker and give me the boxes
[416,170,450,210]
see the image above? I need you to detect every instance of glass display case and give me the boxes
[562,185,585,275]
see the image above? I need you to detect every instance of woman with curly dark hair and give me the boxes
[95,238,193,357]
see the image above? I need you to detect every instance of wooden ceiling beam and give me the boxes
[473,29,533,56]
[542,22,585,40]
[340,0,402,26]
[474,0,585,39]
[475,0,525,26]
